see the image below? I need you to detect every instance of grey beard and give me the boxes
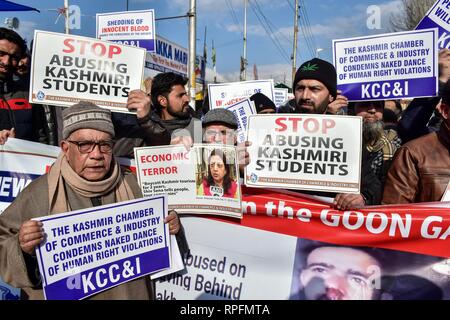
[363,120,384,144]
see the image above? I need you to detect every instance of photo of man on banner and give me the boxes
[196,147,239,199]
[289,239,448,300]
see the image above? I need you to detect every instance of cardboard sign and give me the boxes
[96,10,156,52]
[245,114,362,193]
[135,144,242,218]
[34,196,170,300]
[274,88,289,107]
[209,80,274,109]
[333,29,438,101]
[225,98,256,144]
[30,30,146,112]
[416,0,450,49]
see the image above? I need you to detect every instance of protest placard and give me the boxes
[208,79,274,109]
[225,98,256,144]
[96,10,156,52]
[333,29,438,101]
[34,196,171,300]
[416,0,450,49]
[145,36,187,76]
[134,144,242,218]
[245,114,362,193]
[30,30,146,112]
[274,88,288,107]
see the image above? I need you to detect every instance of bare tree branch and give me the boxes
[390,0,435,32]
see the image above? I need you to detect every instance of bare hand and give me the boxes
[333,193,365,210]
[237,141,251,173]
[127,89,152,119]
[19,220,44,255]
[170,135,193,152]
[327,91,348,115]
[164,210,180,235]
[439,49,450,83]
[0,128,15,145]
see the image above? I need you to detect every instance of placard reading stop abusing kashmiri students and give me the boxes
[333,29,438,101]
[416,0,450,49]
[96,9,156,52]
[244,114,362,194]
[225,98,256,144]
[134,144,242,218]
[208,79,274,109]
[34,196,171,300]
[30,30,146,113]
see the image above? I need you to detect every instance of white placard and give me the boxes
[135,144,242,218]
[30,30,146,113]
[245,114,362,193]
[225,98,256,143]
[209,79,274,109]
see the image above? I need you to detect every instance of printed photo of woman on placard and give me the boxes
[196,147,239,199]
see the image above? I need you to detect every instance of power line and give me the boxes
[225,0,242,33]
[285,0,295,12]
[249,0,291,63]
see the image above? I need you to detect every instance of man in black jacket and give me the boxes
[278,58,382,209]
[113,72,201,158]
[0,28,47,145]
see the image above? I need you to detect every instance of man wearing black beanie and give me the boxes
[277,58,382,211]
[278,58,348,115]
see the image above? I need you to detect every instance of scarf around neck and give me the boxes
[47,152,135,214]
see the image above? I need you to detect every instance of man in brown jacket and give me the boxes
[382,81,450,204]
[0,101,185,299]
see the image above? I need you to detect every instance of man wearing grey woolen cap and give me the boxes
[0,101,188,300]
[171,108,250,173]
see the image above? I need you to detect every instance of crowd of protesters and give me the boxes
[0,27,448,300]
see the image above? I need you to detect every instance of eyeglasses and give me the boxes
[67,140,114,154]
[204,129,235,139]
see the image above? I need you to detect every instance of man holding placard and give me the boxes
[276,58,381,210]
[0,102,185,299]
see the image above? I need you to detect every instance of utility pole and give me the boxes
[188,0,196,108]
[64,0,70,34]
[202,26,207,100]
[291,0,299,87]
[240,0,247,81]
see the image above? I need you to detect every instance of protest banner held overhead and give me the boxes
[30,30,146,113]
[156,188,450,300]
[225,99,256,144]
[245,114,362,194]
[416,0,450,49]
[134,144,242,218]
[333,29,439,101]
[96,10,156,52]
[34,196,172,300]
[143,36,205,84]
[208,79,274,109]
